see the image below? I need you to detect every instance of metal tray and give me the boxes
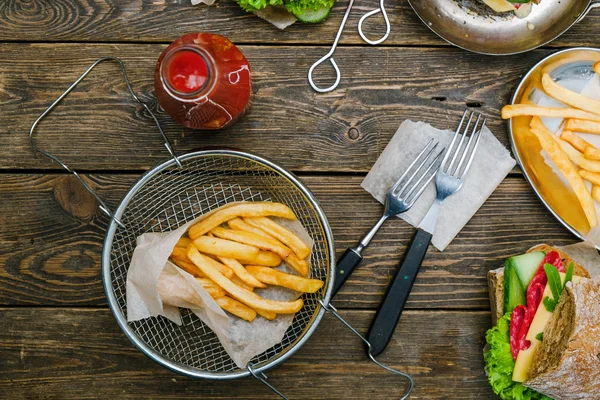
[508,47,600,247]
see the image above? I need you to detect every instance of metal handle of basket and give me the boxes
[247,300,414,400]
[29,56,182,228]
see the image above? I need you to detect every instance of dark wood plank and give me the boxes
[0,173,578,308]
[0,307,494,399]
[2,43,549,172]
[0,0,598,48]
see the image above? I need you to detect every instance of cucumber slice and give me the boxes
[294,5,333,23]
[504,260,526,314]
[508,251,545,289]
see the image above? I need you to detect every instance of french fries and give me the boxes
[529,123,597,228]
[176,236,192,248]
[218,256,266,288]
[211,227,293,258]
[187,245,304,314]
[238,250,282,267]
[594,61,600,75]
[593,186,600,203]
[216,296,256,322]
[254,308,276,321]
[188,202,296,239]
[231,275,255,291]
[170,258,205,278]
[566,119,600,135]
[501,104,600,122]
[170,246,188,261]
[244,217,311,259]
[579,170,600,186]
[246,266,324,293]
[541,73,600,115]
[196,278,227,298]
[228,217,276,239]
[560,130,591,153]
[193,235,259,260]
[211,227,309,276]
[584,146,600,161]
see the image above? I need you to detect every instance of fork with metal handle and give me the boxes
[332,139,444,296]
[366,110,486,357]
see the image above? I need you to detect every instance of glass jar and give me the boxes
[154,33,252,130]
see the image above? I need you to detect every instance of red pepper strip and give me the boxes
[510,305,526,360]
[510,251,564,357]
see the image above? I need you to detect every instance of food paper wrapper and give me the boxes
[191,0,297,30]
[534,74,600,245]
[126,203,313,368]
[362,120,516,251]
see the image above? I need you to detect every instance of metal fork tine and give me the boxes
[446,112,474,175]
[440,110,468,173]
[396,142,439,198]
[405,149,445,206]
[390,139,435,194]
[460,118,486,179]
[454,113,481,176]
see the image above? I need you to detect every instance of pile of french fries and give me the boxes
[502,62,600,229]
[169,201,323,323]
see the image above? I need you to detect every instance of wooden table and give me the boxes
[1,1,598,398]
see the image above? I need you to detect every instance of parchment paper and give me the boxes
[126,202,313,368]
[361,120,516,251]
[534,74,600,245]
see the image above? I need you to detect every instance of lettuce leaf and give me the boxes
[484,312,552,400]
[235,0,335,16]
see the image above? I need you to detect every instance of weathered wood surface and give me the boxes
[0,0,598,47]
[0,307,493,399]
[0,173,577,308]
[2,42,549,172]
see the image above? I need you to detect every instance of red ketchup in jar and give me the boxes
[154,33,251,130]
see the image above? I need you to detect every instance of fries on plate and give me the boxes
[566,119,600,135]
[529,121,597,228]
[594,61,600,75]
[541,73,600,115]
[218,256,266,288]
[560,130,591,153]
[196,278,227,298]
[228,217,276,239]
[238,250,282,267]
[501,104,600,122]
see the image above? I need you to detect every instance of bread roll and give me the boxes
[524,278,600,399]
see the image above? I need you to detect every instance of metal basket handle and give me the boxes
[248,300,414,399]
[29,56,182,228]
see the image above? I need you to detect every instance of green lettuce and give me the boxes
[235,0,335,16]
[484,313,552,400]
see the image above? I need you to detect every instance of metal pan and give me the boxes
[507,47,600,247]
[408,0,600,55]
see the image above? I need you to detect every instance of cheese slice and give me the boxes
[480,0,516,12]
[512,273,581,382]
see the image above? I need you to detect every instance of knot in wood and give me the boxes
[53,176,98,222]
[347,127,360,141]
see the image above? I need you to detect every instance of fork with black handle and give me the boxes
[332,139,445,296]
[366,110,486,357]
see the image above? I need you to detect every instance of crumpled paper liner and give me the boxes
[535,74,600,246]
[191,0,297,30]
[126,202,313,368]
[362,120,516,251]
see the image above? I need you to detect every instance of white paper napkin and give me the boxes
[361,120,516,251]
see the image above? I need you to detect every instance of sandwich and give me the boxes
[484,244,600,399]
[480,0,537,18]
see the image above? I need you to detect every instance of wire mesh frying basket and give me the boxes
[29,57,413,400]
[103,150,335,379]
